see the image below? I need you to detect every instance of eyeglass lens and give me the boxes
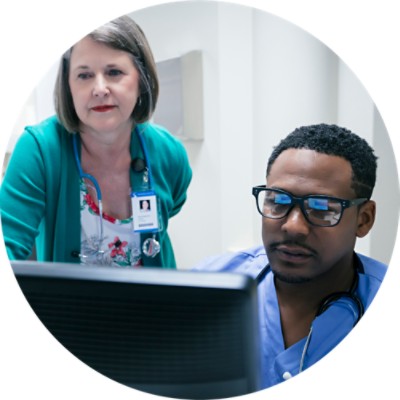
[258,189,342,226]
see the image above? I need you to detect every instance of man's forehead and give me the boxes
[267,148,354,193]
[270,148,351,170]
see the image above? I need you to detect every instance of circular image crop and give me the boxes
[1,1,399,399]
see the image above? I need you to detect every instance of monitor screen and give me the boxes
[11,261,261,399]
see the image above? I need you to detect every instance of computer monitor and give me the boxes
[11,261,261,399]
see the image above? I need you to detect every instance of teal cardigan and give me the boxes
[0,116,192,268]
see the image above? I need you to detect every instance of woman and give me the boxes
[0,16,192,268]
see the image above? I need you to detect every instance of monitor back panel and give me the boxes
[12,262,261,399]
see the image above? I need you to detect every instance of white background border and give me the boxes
[1,1,399,399]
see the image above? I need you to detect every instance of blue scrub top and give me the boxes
[192,245,387,389]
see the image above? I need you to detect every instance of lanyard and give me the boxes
[72,126,161,258]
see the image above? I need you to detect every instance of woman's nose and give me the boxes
[92,75,110,97]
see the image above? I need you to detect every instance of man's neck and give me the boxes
[275,254,356,347]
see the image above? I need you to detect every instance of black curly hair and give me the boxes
[266,124,378,199]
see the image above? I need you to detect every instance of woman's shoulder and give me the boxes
[24,115,69,139]
[14,115,69,151]
[137,122,186,153]
[11,116,70,156]
[136,123,191,177]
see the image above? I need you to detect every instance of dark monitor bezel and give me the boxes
[11,261,261,399]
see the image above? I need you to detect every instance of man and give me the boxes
[194,124,387,389]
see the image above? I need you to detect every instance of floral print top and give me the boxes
[79,180,142,267]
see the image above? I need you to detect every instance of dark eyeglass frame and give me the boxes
[252,185,368,227]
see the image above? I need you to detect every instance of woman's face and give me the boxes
[68,36,140,137]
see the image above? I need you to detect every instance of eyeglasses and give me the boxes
[252,185,368,227]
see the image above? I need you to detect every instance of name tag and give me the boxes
[131,191,159,233]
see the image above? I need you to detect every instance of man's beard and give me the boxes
[272,269,313,284]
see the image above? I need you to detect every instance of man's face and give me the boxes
[263,148,371,284]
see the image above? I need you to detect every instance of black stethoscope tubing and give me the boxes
[255,256,365,373]
[255,257,365,325]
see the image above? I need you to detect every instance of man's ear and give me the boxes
[356,200,376,238]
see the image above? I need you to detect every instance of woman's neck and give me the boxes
[78,127,134,220]
[79,128,132,170]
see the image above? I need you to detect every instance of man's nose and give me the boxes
[281,206,311,237]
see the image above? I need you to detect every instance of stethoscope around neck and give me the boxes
[71,126,161,260]
[255,258,365,374]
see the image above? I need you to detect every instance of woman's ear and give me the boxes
[356,200,376,238]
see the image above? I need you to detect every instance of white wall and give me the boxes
[133,2,399,268]
[7,1,398,268]
[251,9,340,254]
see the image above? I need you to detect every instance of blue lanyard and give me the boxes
[71,126,161,260]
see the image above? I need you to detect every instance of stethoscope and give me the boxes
[72,126,161,260]
[255,256,365,373]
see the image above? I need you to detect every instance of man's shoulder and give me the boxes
[191,245,268,279]
[357,253,388,282]
[356,253,388,309]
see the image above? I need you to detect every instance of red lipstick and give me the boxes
[92,105,115,112]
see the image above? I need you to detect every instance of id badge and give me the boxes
[131,191,159,233]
